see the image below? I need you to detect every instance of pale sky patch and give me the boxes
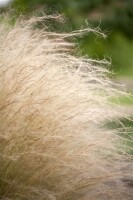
[0,0,13,7]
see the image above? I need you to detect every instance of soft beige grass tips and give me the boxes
[0,16,132,200]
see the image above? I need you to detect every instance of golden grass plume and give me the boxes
[0,15,133,200]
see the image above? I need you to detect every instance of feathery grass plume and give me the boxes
[0,15,133,200]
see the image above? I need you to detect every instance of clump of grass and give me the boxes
[0,15,133,200]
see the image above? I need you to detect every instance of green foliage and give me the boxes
[106,118,133,155]
[79,31,133,77]
[109,94,133,106]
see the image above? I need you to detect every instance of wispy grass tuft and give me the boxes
[0,15,133,200]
